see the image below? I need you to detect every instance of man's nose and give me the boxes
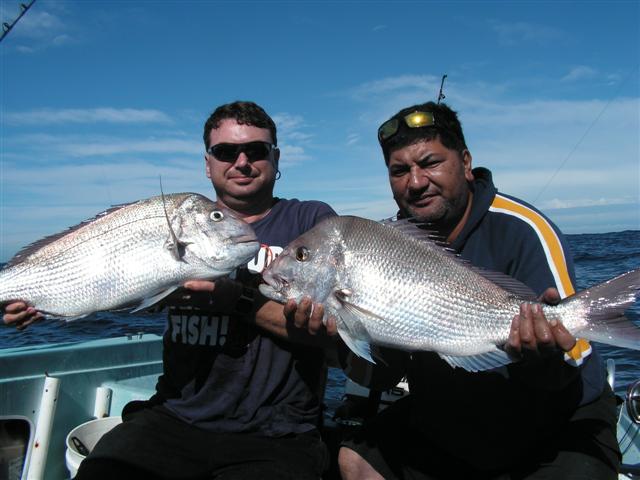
[233,152,250,169]
[408,167,429,191]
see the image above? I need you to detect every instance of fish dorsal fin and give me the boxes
[379,216,449,246]
[467,269,537,300]
[439,346,513,372]
[4,202,141,268]
[379,216,536,300]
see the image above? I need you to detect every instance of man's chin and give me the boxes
[405,205,443,224]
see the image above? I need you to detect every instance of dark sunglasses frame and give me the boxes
[207,141,275,162]
[378,111,436,143]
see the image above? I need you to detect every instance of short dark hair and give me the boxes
[203,101,277,150]
[380,101,468,164]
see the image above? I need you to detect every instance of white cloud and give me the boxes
[51,33,72,46]
[4,133,201,158]
[279,145,310,166]
[272,113,305,132]
[12,9,64,38]
[489,20,567,46]
[372,25,387,32]
[1,4,74,51]
[5,108,173,125]
[272,112,314,166]
[60,138,201,157]
[561,66,597,82]
[346,133,360,146]
[350,74,440,101]
[539,197,637,210]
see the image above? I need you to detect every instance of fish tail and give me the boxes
[566,268,640,350]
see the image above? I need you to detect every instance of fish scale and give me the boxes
[0,193,260,319]
[260,215,640,371]
[339,221,515,351]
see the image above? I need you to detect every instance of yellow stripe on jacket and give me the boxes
[489,194,575,299]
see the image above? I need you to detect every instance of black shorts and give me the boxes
[340,387,621,480]
[75,405,329,480]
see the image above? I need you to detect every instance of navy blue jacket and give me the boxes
[407,168,608,467]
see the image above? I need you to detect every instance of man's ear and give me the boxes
[462,149,474,182]
[205,155,212,179]
[272,147,280,169]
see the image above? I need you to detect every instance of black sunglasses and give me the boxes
[207,141,275,163]
[378,111,436,143]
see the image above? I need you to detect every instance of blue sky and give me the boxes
[1,0,638,262]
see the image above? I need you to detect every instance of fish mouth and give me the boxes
[258,283,286,302]
[232,233,259,244]
[259,271,289,302]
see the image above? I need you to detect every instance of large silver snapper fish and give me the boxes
[260,216,640,372]
[0,193,259,319]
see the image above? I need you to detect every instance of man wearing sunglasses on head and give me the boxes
[6,101,336,479]
[330,102,620,479]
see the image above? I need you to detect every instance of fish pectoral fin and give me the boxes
[131,286,179,313]
[337,328,375,365]
[334,290,392,327]
[439,347,513,372]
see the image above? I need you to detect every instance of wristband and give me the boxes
[563,338,592,367]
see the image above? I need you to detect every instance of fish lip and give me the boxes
[261,271,289,295]
[258,283,286,302]
[233,234,258,243]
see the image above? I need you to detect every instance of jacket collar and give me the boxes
[449,167,496,251]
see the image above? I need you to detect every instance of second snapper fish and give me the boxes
[0,193,260,319]
[260,216,640,372]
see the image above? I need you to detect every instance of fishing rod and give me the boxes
[1,0,36,43]
[533,66,638,203]
[437,74,447,104]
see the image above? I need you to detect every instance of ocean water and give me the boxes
[1,230,639,402]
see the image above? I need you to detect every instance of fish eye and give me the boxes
[295,246,309,262]
[210,210,224,222]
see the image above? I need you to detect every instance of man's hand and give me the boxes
[181,278,246,313]
[506,288,576,360]
[283,296,337,336]
[3,301,44,330]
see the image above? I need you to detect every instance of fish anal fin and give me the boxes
[439,346,513,372]
[337,328,375,364]
[131,286,179,313]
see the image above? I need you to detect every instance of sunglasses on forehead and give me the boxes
[207,141,276,162]
[377,111,436,143]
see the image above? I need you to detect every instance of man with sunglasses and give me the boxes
[334,102,620,479]
[5,101,336,479]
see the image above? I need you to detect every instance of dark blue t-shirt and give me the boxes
[156,198,336,436]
